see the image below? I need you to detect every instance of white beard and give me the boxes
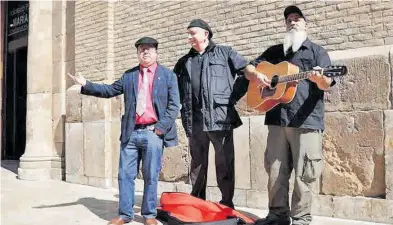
[283,29,307,55]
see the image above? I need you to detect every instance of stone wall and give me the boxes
[66,0,393,223]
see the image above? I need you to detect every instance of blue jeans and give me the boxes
[118,128,163,222]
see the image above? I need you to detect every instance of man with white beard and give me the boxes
[244,5,335,225]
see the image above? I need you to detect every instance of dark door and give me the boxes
[2,1,29,160]
[3,46,27,159]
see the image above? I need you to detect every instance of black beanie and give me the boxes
[187,19,213,39]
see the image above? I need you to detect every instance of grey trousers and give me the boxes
[265,125,324,225]
[188,121,235,208]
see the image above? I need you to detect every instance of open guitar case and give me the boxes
[157,192,256,225]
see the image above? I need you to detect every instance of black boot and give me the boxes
[219,200,235,209]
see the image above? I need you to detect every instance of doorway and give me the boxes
[2,1,28,160]
[3,46,27,159]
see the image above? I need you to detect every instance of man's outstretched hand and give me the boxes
[68,72,87,86]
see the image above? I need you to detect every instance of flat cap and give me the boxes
[135,37,158,48]
[284,5,306,21]
[187,19,213,39]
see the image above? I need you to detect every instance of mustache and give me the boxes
[288,25,299,32]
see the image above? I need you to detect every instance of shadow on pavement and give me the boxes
[33,195,144,223]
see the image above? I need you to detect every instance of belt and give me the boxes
[134,123,156,130]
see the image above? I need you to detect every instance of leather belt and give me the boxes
[134,123,156,130]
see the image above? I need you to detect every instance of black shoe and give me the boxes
[254,216,290,225]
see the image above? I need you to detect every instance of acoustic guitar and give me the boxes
[247,61,348,112]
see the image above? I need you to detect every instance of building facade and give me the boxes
[1,0,393,223]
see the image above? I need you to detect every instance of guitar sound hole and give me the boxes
[270,75,279,88]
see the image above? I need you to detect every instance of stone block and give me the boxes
[53,94,65,143]
[233,189,247,207]
[66,85,82,123]
[311,194,334,217]
[322,111,385,197]
[65,60,76,90]
[236,96,264,117]
[333,197,371,222]
[84,122,111,178]
[50,167,64,180]
[53,34,63,64]
[66,33,75,62]
[207,142,217,187]
[65,123,84,176]
[111,122,121,178]
[207,186,221,202]
[52,1,63,37]
[27,0,53,94]
[234,117,251,189]
[53,142,64,159]
[250,115,269,191]
[25,93,53,156]
[134,179,145,193]
[157,181,177,194]
[389,46,393,107]
[53,116,65,145]
[160,120,189,182]
[88,177,112,188]
[112,178,118,190]
[235,96,249,116]
[66,174,88,185]
[52,61,64,94]
[386,155,393,200]
[52,93,65,120]
[370,199,393,223]
[246,190,269,209]
[82,95,110,122]
[176,182,192,193]
[325,56,391,111]
[66,1,75,36]
[385,110,393,156]
[111,96,122,122]
[384,110,393,199]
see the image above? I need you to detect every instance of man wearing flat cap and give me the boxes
[244,5,334,225]
[174,19,249,209]
[68,37,180,225]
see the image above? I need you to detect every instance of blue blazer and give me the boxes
[81,64,180,147]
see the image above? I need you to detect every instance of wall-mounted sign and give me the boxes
[7,2,29,38]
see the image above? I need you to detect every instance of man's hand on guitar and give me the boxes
[255,72,271,88]
[307,66,332,90]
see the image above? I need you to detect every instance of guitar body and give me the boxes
[247,61,300,112]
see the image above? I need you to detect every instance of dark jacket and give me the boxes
[81,64,180,147]
[174,42,249,137]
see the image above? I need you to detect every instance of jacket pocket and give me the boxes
[300,58,315,71]
[164,123,177,142]
[209,59,226,77]
[213,95,238,125]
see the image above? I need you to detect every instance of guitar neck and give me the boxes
[277,71,311,83]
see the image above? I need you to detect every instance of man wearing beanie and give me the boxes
[174,19,249,209]
[68,37,180,225]
[244,5,334,225]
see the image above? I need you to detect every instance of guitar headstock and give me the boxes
[322,65,348,78]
